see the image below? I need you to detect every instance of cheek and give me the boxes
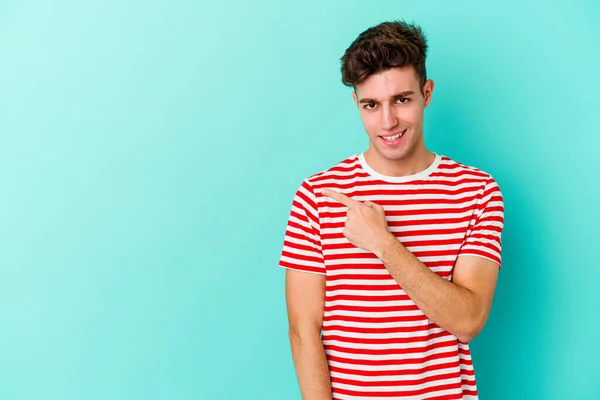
[398,106,421,125]
[360,112,379,133]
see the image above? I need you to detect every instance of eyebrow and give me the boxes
[358,91,415,104]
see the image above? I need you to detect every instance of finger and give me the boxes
[320,188,359,208]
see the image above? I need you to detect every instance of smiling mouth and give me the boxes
[379,129,407,142]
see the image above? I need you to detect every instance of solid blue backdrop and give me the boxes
[0,1,598,399]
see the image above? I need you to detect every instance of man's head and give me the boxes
[340,21,434,170]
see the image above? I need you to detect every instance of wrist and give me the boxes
[374,232,401,260]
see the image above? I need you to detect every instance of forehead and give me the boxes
[355,66,419,99]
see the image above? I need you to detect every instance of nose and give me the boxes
[381,103,398,131]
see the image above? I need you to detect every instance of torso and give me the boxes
[309,153,493,399]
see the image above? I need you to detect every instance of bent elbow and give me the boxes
[456,317,487,343]
[456,331,477,344]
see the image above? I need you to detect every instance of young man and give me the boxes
[279,21,504,400]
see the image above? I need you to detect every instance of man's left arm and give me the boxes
[319,180,503,344]
[374,238,499,343]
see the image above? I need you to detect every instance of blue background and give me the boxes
[1,0,599,399]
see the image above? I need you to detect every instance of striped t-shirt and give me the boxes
[279,152,504,400]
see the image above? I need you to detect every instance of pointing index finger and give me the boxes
[320,188,359,208]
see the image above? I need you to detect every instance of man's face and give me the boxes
[353,66,434,163]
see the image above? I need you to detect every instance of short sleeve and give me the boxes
[278,180,326,275]
[458,177,505,267]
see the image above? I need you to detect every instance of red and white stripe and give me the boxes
[279,153,504,399]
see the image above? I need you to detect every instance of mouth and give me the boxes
[378,129,407,146]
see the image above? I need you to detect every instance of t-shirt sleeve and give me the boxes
[278,180,326,275]
[458,176,505,267]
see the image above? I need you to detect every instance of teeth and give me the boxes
[383,132,404,141]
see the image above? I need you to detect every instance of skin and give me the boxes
[286,270,332,400]
[352,66,436,177]
[285,66,499,399]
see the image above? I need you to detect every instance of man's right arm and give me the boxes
[285,269,332,400]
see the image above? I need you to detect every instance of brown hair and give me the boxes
[340,21,429,92]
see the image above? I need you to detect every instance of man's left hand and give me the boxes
[319,188,396,255]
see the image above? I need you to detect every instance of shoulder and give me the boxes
[437,155,501,188]
[437,155,504,213]
[301,154,362,190]
[288,154,360,209]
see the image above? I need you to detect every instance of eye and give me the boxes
[363,102,377,110]
[396,97,410,104]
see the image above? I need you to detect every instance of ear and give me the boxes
[352,91,359,108]
[423,79,435,108]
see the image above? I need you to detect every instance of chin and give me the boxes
[383,152,410,161]
[375,145,411,161]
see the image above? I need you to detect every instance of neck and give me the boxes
[364,146,435,177]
